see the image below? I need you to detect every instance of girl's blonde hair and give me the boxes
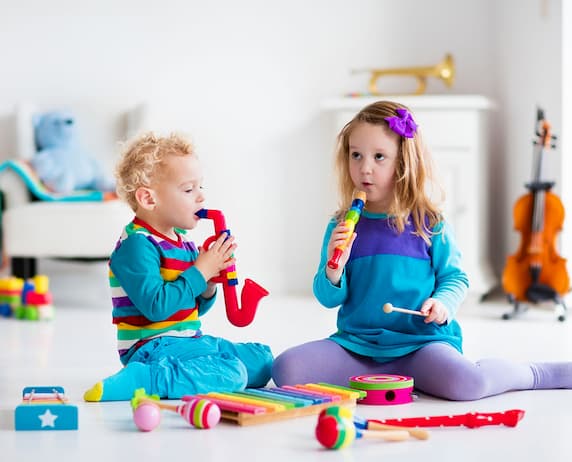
[334,100,443,244]
[115,131,194,211]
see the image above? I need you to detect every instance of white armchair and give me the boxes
[0,103,139,278]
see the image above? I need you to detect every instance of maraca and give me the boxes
[316,414,356,449]
[131,389,221,431]
[316,408,410,449]
[179,396,221,429]
[133,401,162,432]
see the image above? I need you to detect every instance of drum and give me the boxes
[349,374,414,405]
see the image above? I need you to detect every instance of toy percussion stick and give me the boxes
[361,419,430,440]
[370,409,526,429]
[321,407,429,440]
[383,303,428,317]
[328,191,366,270]
[316,415,409,450]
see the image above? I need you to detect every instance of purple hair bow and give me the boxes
[384,108,418,138]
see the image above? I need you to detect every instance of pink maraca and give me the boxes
[178,398,221,429]
[131,389,220,431]
[133,402,162,432]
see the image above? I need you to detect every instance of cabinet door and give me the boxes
[417,110,485,292]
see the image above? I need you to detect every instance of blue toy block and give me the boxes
[0,303,12,317]
[15,386,78,431]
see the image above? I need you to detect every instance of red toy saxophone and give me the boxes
[196,209,268,327]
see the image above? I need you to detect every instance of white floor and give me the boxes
[1,261,572,462]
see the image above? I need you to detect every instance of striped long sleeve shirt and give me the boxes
[109,218,216,364]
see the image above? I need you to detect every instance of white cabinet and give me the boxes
[323,95,496,295]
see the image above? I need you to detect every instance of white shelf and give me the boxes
[322,94,495,111]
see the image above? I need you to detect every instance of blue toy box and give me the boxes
[15,386,78,431]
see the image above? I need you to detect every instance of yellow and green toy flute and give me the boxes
[327,191,367,269]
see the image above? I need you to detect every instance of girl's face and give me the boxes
[348,121,400,214]
[148,154,205,236]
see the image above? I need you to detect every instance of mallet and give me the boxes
[383,303,428,317]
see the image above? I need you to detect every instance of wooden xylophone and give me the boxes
[185,383,366,426]
[15,386,78,431]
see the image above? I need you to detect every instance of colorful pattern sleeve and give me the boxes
[110,233,207,321]
[109,221,214,363]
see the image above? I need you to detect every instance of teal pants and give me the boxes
[99,335,273,400]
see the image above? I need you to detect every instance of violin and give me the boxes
[501,108,570,318]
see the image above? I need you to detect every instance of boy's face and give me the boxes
[150,154,205,232]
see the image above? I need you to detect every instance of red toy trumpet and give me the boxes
[196,209,268,327]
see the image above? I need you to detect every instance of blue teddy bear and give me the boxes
[31,110,115,193]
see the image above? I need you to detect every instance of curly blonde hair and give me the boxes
[334,100,444,244]
[115,132,195,211]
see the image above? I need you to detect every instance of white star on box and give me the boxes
[38,409,59,428]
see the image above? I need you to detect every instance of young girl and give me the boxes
[84,132,273,401]
[271,100,572,400]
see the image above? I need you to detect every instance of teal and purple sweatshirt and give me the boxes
[313,211,469,362]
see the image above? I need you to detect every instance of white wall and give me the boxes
[0,0,564,297]
[562,0,572,278]
[490,0,563,279]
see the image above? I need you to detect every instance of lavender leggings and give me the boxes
[271,339,570,401]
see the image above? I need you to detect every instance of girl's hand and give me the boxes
[194,233,237,282]
[420,298,449,325]
[325,222,357,285]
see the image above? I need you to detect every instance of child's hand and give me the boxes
[420,298,449,324]
[194,233,237,282]
[325,222,357,285]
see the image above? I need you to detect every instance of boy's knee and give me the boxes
[244,343,274,388]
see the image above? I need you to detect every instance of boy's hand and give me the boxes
[325,222,357,285]
[194,233,237,282]
[420,298,449,324]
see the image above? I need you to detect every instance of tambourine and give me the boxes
[349,374,414,405]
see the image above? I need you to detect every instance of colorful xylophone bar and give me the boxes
[185,383,366,426]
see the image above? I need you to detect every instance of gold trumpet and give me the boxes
[355,53,455,96]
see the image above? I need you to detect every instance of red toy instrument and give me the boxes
[327,191,366,270]
[370,409,525,429]
[196,209,268,327]
[349,374,414,405]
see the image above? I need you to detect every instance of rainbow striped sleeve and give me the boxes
[109,221,205,364]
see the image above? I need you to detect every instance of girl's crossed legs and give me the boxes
[271,339,572,400]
